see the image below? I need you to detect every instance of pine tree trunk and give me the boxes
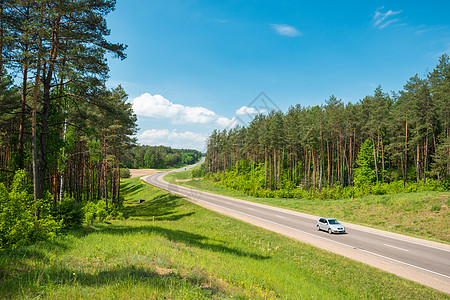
[423,129,429,185]
[380,128,385,183]
[404,120,408,186]
[273,149,277,190]
[31,7,44,217]
[312,151,316,195]
[251,152,255,195]
[264,148,268,190]
[416,131,420,184]
[348,135,353,186]
[307,150,311,191]
[372,135,379,184]
[327,141,331,187]
[18,65,28,169]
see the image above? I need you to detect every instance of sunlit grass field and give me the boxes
[0,176,447,299]
[165,170,450,244]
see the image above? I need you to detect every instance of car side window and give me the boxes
[320,218,325,223]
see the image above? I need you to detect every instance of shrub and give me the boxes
[53,197,84,230]
[83,200,116,225]
[373,184,387,195]
[120,167,131,179]
[108,203,124,220]
[0,170,60,249]
[96,201,108,222]
[83,201,97,226]
[191,163,206,178]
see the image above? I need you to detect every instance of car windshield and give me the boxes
[328,219,340,224]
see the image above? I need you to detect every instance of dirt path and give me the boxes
[129,169,159,178]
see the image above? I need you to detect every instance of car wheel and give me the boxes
[328,228,332,234]
[317,225,320,231]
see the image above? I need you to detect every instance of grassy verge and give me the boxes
[0,177,447,299]
[164,171,450,244]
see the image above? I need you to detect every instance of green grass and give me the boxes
[165,171,450,244]
[0,177,448,299]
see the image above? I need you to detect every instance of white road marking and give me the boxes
[357,248,450,280]
[181,196,450,280]
[145,172,450,281]
[275,214,286,219]
[384,244,409,252]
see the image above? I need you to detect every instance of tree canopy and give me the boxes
[205,54,450,199]
[0,0,137,248]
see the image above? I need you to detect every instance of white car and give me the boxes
[317,218,346,234]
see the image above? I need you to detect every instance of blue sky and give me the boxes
[105,1,450,152]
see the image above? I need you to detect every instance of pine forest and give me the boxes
[0,0,138,248]
[205,54,450,199]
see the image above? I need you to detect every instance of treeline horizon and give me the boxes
[205,54,450,198]
[122,145,203,170]
[122,145,202,169]
[0,0,137,248]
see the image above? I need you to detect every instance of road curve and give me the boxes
[142,159,450,294]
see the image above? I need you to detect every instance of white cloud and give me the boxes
[216,117,237,128]
[372,7,402,29]
[139,128,171,140]
[236,106,266,115]
[132,93,217,124]
[132,92,246,130]
[271,24,302,37]
[138,129,207,151]
[181,106,216,124]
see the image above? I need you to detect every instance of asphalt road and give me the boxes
[142,159,450,294]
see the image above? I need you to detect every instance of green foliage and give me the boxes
[191,163,206,178]
[86,139,102,163]
[122,145,202,169]
[354,139,376,188]
[0,179,446,298]
[120,167,131,178]
[205,54,450,199]
[83,202,97,226]
[204,159,446,201]
[83,200,120,226]
[107,201,125,220]
[0,170,60,250]
[96,201,108,222]
[53,197,84,230]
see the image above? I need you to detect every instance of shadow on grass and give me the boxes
[0,264,226,298]
[120,179,147,197]
[0,224,265,298]
[124,193,193,221]
[103,224,270,261]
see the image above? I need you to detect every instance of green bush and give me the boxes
[107,202,124,220]
[83,201,97,226]
[191,163,206,178]
[53,197,84,230]
[373,184,387,195]
[96,201,108,222]
[0,170,60,249]
[83,200,119,225]
[120,167,131,179]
